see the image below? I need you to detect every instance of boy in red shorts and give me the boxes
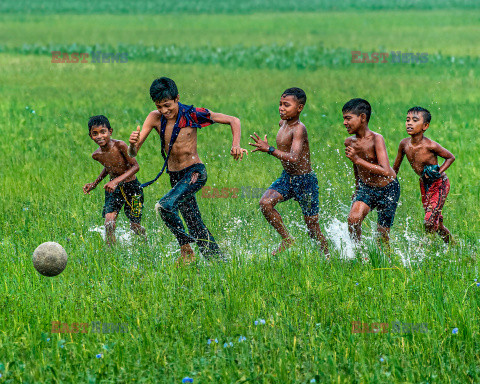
[393,107,455,243]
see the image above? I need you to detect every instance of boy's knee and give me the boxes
[156,199,174,214]
[348,214,362,226]
[259,198,274,212]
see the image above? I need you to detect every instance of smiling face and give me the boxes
[343,111,365,134]
[279,95,304,121]
[89,125,112,148]
[155,96,180,120]
[406,111,429,136]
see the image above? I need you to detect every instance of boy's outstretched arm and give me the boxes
[345,134,395,178]
[209,111,247,160]
[104,142,140,193]
[83,167,108,194]
[393,141,406,175]
[249,126,305,163]
[433,142,455,173]
[128,112,158,157]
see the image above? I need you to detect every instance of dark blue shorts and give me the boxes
[353,178,400,228]
[103,178,143,224]
[269,170,319,217]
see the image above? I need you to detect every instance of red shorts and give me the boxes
[420,175,450,231]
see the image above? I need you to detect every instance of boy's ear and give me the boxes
[423,122,429,131]
[298,103,305,112]
[175,95,180,103]
[360,113,367,123]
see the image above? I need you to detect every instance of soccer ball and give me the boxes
[32,242,68,277]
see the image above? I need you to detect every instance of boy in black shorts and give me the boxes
[250,88,329,256]
[342,98,399,245]
[83,115,145,245]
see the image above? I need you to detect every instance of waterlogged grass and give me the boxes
[1,7,480,383]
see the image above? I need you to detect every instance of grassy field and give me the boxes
[1,2,480,383]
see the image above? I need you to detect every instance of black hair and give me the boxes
[407,106,431,124]
[342,98,372,122]
[88,115,111,134]
[150,77,178,102]
[282,87,307,105]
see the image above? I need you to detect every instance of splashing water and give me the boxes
[88,225,134,244]
[324,218,356,259]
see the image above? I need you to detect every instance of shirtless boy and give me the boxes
[83,115,145,245]
[128,77,247,264]
[250,87,329,256]
[342,98,399,244]
[393,106,455,243]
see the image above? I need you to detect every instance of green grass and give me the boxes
[1,6,480,383]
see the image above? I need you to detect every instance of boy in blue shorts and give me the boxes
[250,88,329,256]
[342,98,399,245]
[83,115,145,246]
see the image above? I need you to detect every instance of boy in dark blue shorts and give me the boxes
[250,88,329,256]
[342,98,399,245]
[83,115,145,245]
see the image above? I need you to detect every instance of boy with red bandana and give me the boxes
[393,106,455,243]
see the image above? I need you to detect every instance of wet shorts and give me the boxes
[269,170,319,217]
[353,178,400,228]
[420,175,450,231]
[103,178,144,224]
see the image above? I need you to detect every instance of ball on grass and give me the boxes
[32,242,68,277]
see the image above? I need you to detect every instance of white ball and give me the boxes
[32,242,68,277]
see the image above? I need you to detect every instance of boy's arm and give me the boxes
[83,166,108,194]
[104,142,140,193]
[392,141,406,175]
[249,126,305,163]
[128,112,159,157]
[208,111,247,160]
[345,134,395,177]
[433,142,455,173]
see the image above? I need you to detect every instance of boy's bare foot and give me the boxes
[272,237,295,256]
[176,244,196,266]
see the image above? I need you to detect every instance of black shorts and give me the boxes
[102,178,144,224]
[353,178,400,228]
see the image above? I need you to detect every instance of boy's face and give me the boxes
[89,125,112,147]
[279,95,304,121]
[155,96,179,120]
[343,111,365,134]
[406,112,429,136]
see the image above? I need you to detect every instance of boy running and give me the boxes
[393,106,455,243]
[249,87,329,256]
[83,115,145,245]
[128,77,247,264]
[342,98,399,244]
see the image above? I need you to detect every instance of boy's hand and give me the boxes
[230,145,248,160]
[129,126,141,146]
[83,183,96,195]
[104,180,118,193]
[345,146,360,163]
[249,133,269,153]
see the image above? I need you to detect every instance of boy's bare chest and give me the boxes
[276,127,293,149]
[351,138,376,161]
[96,148,126,169]
[163,124,197,148]
[405,143,434,164]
